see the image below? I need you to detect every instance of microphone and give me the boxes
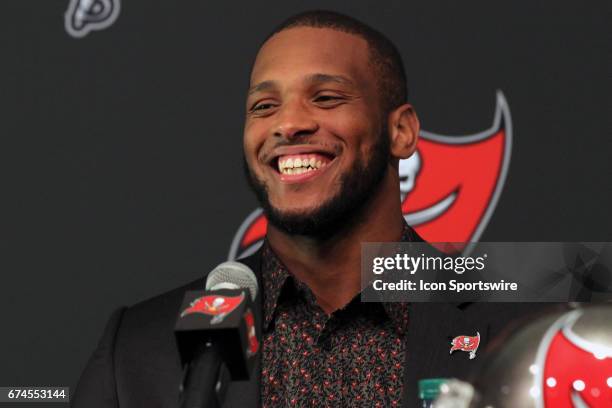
[175,261,260,408]
[205,261,258,302]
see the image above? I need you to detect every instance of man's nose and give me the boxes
[272,100,319,140]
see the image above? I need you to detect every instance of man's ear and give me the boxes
[387,104,419,159]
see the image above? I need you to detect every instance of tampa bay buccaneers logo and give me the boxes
[65,0,121,38]
[244,308,259,357]
[228,92,512,259]
[534,310,612,408]
[180,293,245,325]
[450,332,481,360]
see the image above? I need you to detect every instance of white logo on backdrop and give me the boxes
[65,0,121,38]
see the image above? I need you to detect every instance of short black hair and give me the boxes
[263,10,408,116]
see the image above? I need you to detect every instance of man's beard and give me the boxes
[244,132,390,239]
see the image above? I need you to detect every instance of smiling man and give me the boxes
[73,10,559,408]
[243,16,420,315]
[241,14,420,406]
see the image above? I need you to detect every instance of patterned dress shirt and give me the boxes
[260,224,419,407]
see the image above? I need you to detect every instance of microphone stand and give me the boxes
[179,341,231,408]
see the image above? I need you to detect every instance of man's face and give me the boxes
[243,27,390,236]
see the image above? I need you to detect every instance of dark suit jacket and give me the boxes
[72,250,563,408]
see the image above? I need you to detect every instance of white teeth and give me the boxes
[278,155,332,175]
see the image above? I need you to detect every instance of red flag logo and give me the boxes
[244,308,259,356]
[537,310,612,407]
[180,293,244,324]
[450,332,481,359]
[228,92,512,259]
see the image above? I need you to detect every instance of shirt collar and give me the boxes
[260,242,292,330]
[260,222,419,334]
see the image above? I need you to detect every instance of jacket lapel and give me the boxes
[401,303,478,408]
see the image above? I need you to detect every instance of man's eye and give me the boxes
[251,103,275,112]
[314,95,341,103]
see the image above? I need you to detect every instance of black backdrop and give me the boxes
[1,0,609,396]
